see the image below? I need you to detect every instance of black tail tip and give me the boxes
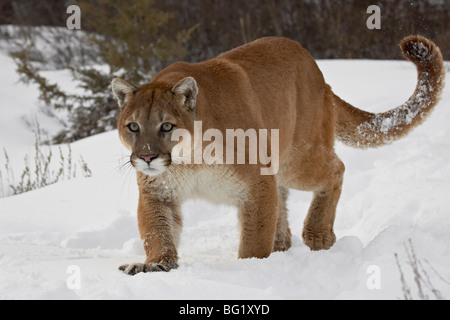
[400,35,438,63]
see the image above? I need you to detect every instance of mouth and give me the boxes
[132,156,170,177]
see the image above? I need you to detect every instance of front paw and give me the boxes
[302,228,336,251]
[119,261,178,275]
[273,228,292,252]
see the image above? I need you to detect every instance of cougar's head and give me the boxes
[112,77,198,177]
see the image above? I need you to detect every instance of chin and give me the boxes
[139,168,167,177]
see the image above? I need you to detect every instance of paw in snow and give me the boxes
[119,262,176,275]
[302,228,336,251]
[273,229,292,252]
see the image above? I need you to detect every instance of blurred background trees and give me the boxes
[0,0,448,142]
[1,0,196,142]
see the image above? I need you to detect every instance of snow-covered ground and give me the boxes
[0,47,449,300]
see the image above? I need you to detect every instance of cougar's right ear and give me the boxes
[112,78,138,109]
[172,77,198,112]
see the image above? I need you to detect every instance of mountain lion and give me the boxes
[112,35,445,275]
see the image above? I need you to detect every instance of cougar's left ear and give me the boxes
[172,77,198,111]
[112,78,138,109]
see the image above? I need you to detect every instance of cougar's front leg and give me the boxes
[238,176,278,259]
[273,186,292,252]
[302,157,345,251]
[119,189,181,275]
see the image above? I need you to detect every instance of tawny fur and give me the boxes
[112,36,445,275]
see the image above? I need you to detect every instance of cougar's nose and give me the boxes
[139,154,158,164]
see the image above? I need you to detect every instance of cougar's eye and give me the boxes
[161,123,174,133]
[128,122,140,133]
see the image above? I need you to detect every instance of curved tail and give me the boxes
[334,35,446,149]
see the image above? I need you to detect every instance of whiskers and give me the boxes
[115,156,133,176]
[111,154,137,201]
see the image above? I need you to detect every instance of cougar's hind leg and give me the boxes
[273,186,292,252]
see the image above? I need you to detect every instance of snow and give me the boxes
[1,48,450,300]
